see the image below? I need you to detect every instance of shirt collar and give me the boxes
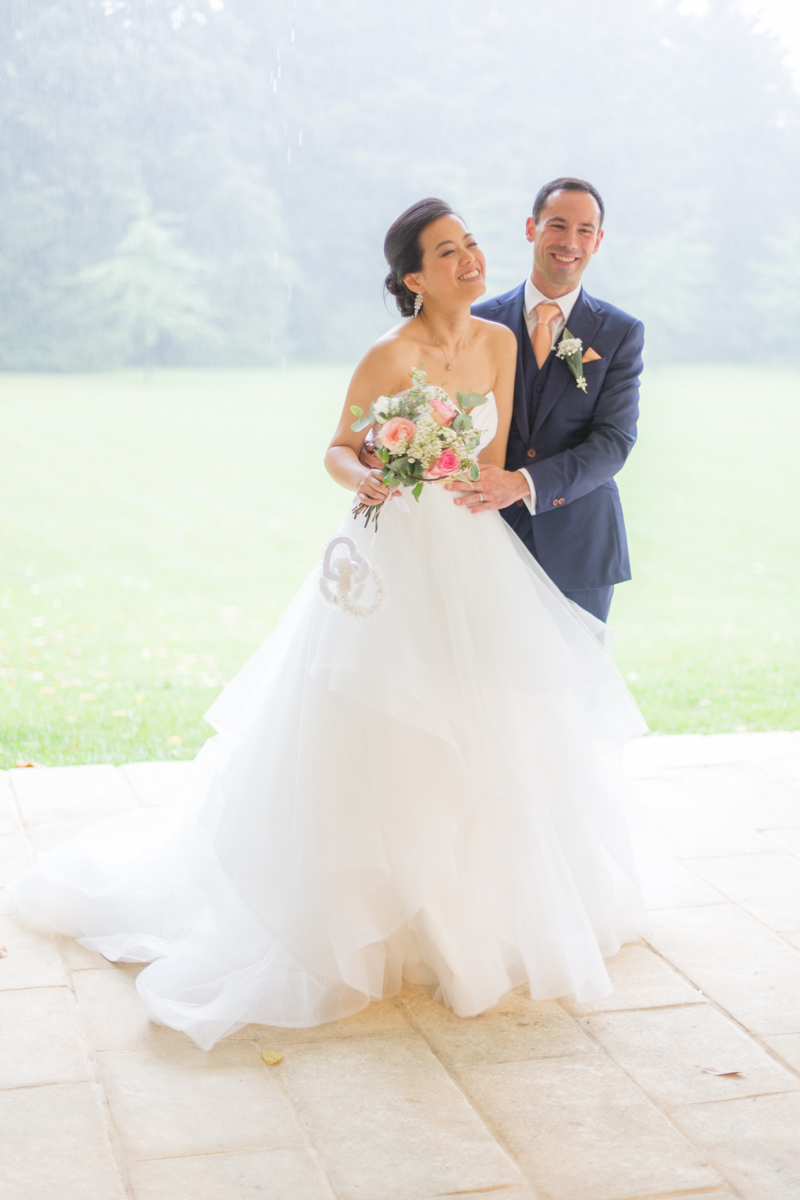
[524,275,582,323]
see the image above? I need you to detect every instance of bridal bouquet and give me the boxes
[350,367,487,528]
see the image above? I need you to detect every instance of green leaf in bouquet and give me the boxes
[412,481,424,501]
[467,463,481,481]
[454,472,471,484]
[452,413,470,432]
[377,448,390,463]
[391,456,409,474]
[350,405,364,418]
[351,414,371,432]
[465,391,488,407]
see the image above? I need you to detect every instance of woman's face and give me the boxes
[404,215,487,311]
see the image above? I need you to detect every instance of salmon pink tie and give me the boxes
[532,302,562,369]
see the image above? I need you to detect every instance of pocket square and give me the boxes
[582,347,602,363]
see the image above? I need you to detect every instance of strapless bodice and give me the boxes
[471,390,498,449]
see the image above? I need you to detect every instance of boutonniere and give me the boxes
[555,327,587,393]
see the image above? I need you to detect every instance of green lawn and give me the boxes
[0,364,798,768]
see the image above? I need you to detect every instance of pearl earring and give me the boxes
[413,291,423,317]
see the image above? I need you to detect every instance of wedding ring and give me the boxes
[478,493,484,504]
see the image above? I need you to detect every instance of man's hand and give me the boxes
[358,432,382,471]
[445,464,530,512]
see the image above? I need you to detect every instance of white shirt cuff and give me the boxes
[517,468,536,515]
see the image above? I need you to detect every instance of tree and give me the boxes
[76,198,216,367]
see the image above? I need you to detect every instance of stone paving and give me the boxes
[2,730,800,1200]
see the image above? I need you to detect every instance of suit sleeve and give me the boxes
[527,319,644,513]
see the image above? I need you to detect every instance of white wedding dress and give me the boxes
[10,394,655,1050]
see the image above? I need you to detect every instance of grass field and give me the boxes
[0,364,798,768]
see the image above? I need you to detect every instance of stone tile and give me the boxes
[0,830,31,885]
[646,905,800,1035]
[0,913,66,990]
[27,815,109,852]
[624,731,800,775]
[460,1055,719,1200]
[11,763,138,825]
[0,986,90,1089]
[581,1005,799,1107]
[0,1081,125,1200]
[634,775,769,857]
[560,942,705,1014]
[121,760,198,809]
[666,764,800,829]
[433,1191,540,1200]
[129,1147,335,1200]
[761,755,800,788]
[672,1092,800,1200]
[57,931,115,970]
[279,1033,522,1200]
[254,996,414,1049]
[689,851,800,933]
[0,771,21,833]
[647,1193,740,1200]
[763,1032,800,1074]
[662,865,728,908]
[75,965,255,1051]
[97,1040,303,1160]
[400,985,593,1066]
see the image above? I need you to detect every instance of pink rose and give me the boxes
[379,417,416,452]
[426,449,460,478]
[429,396,457,426]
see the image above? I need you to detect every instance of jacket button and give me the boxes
[559,497,565,505]
[526,448,537,459]
[553,497,565,507]
[516,499,524,507]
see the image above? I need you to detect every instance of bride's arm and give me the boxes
[324,342,405,504]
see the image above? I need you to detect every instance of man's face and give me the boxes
[526,189,604,293]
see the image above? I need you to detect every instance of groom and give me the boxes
[457,177,644,622]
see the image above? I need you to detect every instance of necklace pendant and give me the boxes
[447,363,452,371]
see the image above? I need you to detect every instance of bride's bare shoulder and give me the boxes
[352,323,419,387]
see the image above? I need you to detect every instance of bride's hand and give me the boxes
[357,469,392,506]
[358,433,383,471]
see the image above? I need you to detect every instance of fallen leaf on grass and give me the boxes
[700,1066,743,1076]
[261,1050,284,1066]
[13,761,35,769]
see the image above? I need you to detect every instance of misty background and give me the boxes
[2,0,799,372]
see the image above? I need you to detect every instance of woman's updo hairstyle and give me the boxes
[384,197,459,317]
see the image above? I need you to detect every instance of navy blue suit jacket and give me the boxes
[472,283,644,592]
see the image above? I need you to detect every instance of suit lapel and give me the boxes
[531,289,603,438]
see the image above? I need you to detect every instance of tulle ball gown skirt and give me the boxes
[10,484,652,1050]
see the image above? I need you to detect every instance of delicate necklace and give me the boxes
[419,314,468,372]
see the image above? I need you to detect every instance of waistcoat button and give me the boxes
[526,448,537,459]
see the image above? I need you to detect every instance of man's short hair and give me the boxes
[532,178,605,228]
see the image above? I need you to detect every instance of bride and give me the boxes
[10,198,652,1051]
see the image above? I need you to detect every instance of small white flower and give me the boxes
[557,337,583,359]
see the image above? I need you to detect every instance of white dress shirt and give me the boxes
[516,277,583,515]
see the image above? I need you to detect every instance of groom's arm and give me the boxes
[526,319,644,513]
